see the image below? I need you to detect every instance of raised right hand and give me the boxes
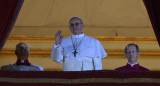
[55,30,64,45]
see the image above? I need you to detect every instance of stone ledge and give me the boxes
[10,26,155,37]
[1,49,160,59]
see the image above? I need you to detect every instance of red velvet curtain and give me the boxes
[143,0,160,46]
[0,0,24,51]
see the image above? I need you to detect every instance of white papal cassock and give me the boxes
[51,33,107,71]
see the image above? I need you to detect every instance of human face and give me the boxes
[69,19,84,35]
[125,45,140,64]
[15,43,30,60]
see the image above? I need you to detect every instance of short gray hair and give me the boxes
[69,17,83,24]
[125,43,139,54]
[16,42,30,50]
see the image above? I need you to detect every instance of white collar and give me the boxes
[21,60,25,63]
[72,33,85,38]
[128,62,138,67]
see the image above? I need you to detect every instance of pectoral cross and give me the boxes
[73,50,78,57]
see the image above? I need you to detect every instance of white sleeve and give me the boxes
[93,57,102,70]
[39,66,44,71]
[51,44,63,63]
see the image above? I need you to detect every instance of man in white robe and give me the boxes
[1,42,44,71]
[51,17,107,71]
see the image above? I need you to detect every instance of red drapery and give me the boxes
[0,70,160,86]
[143,0,160,46]
[0,0,24,51]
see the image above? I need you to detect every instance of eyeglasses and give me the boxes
[70,23,82,27]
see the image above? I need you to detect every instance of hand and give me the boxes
[55,30,64,45]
